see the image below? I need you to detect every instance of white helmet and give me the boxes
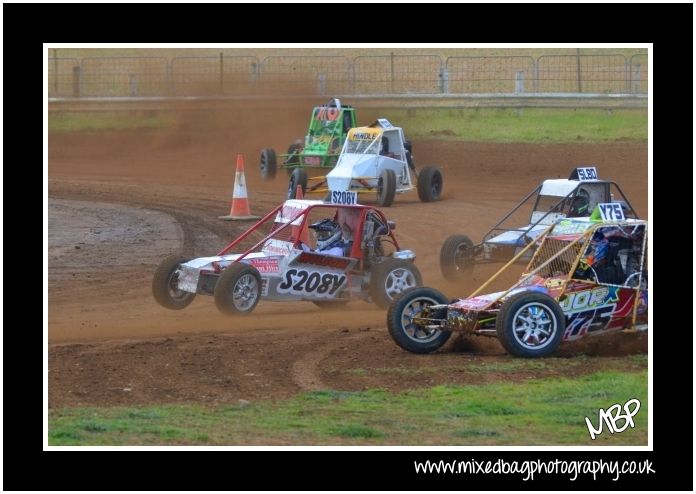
[310,219,342,251]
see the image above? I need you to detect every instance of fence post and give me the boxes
[440,66,449,94]
[72,65,81,97]
[576,48,582,93]
[129,74,138,96]
[632,64,641,93]
[390,52,394,93]
[515,71,524,94]
[532,58,539,93]
[317,73,326,95]
[348,59,355,94]
[219,52,224,95]
[53,49,58,95]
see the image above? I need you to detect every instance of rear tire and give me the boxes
[152,255,196,310]
[440,234,474,282]
[287,168,308,199]
[417,165,443,202]
[387,287,451,353]
[496,292,564,358]
[369,258,422,309]
[260,148,277,181]
[214,263,262,316]
[376,169,396,207]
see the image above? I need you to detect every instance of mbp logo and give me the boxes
[585,398,641,440]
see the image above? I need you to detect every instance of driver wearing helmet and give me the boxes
[302,218,352,257]
[568,189,591,217]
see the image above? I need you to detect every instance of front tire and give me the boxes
[152,255,196,310]
[387,287,451,353]
[376,169,396,207]
[369,258,422,309]
[260,148,277,181]
[440,234,474,282]
[287,168,308,199]
[417,165,443,202]
[496,292,564,358]
[214,263,262,316]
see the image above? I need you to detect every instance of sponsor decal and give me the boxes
[553,220,593,235]
[453,291,504,310]
[559,286,619,313]
[275,202,310,225]
[315,106,340,121]
[303,156,321,166]
[261,278,269,296]
[563,305,617,339]
[263,239,293,256]
[297,252,351,270]
[636,290,648,315]
[249,258,280,274]
[348,128,380,141]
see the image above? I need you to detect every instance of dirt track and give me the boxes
[48,102,648,408]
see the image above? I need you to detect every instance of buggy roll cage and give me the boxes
[214,202,399,271]
[479,180,639,247]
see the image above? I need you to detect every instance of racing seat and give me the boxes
[380,137,390,156]
[341,241,354,258]
[343,111,352,133]
[593,243,626,285]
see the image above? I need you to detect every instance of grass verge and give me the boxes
[49,370,647,446]
[48,111,174,132]
[48,107,646,143]
[387,108,647,143]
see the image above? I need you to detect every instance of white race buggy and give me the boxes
[153,198,423,315]
[287,119,444,207]
[439,167,640,282]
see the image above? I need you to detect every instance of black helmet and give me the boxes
[309,218,341,250]
[569,189,590,216]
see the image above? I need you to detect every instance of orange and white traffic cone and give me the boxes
[219,154,261,221]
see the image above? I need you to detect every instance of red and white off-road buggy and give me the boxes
[153,198,423,315]
[389,210,648,358]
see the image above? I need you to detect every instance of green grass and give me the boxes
[387,108,647,143]
[48,107,647,143]
[48,111,174,132]
[49,370,648,446]
[342,355,647,377]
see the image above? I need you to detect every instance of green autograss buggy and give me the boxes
[259,98,357,181]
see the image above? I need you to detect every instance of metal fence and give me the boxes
[629,54,648,94]
[48,57,80,97]
[353,55,443,94]
[259,56,352,95]
[170,56,259,95]
[48,53,648,98]
[445,56,535,93]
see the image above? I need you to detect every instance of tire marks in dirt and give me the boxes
[291,329,372,391]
